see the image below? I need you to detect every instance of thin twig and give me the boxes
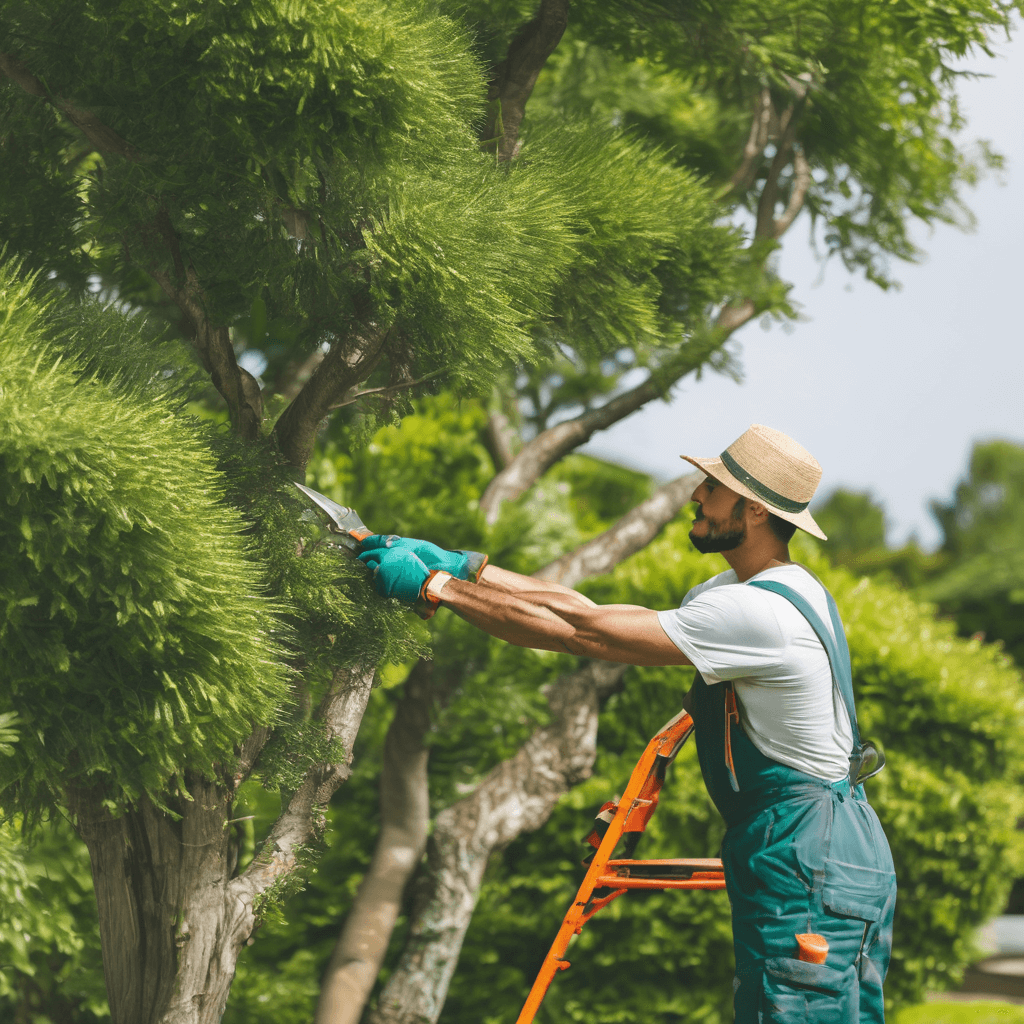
[328,369,446,410]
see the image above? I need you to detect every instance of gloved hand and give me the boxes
[359,535,487,582]
[358,546,430,603]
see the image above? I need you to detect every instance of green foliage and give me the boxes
[815,488,889,559]
[932,441,1024,562]
[0,711,19,758]
[920,440,1024,665]
[0,819,107,1022]
[897,1002,1024,1024]
[815,443,1024,666]
[509,0,1021,286]
[0,262,290,814]
[1,0,745,419]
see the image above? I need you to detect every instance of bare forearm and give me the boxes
[434,578,691,667]
[479,564,596,607]
[439,577,578,653]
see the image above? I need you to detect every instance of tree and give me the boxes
[0,1,737,1020]
[1,0,1020,1021]
[814,442,1024,665]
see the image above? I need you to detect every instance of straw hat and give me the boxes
[682,424,828,540]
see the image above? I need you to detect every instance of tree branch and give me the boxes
[478,326,733,525]
[315,660,445,1024]
[728,86,772,195]
[147,257,263,441]
[484,408,517,470]
[771,146,811,239]
[231,663,377,908]
[480,0,570,161]
[368,660,626,1024]
[0,52,140,161]
[328,369,445,411]
[273,324,390,470]
[534,471,702,587]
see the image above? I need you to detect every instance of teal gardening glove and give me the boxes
[358,546,431,603]
[358,535,488,582]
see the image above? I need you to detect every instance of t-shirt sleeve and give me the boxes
[657,587,788,684]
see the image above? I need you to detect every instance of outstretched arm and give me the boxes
[477,564,597,607]
[436,577,692,667]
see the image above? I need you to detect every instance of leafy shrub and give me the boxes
[0,262,290,814]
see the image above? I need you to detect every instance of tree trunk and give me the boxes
[70,777,241,1024]
[315,661,440,1024]
[367,661,626,1024]
[480,0,570,161]
[69,663,377,1024]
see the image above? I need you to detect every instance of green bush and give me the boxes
[0,819,107,1022]
[0,262,290,814]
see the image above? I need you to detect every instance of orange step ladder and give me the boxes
[515,710,726,1024]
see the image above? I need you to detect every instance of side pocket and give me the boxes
[761,958,858,1023]
[822,858,892,922]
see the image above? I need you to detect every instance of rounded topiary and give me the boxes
[0,262,289,814]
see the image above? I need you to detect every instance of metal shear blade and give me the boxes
[293,483,373,555]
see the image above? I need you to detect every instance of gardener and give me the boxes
[359,423,896,1023]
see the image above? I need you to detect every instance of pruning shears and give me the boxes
[293,482,436,620]
[293,482,373,555]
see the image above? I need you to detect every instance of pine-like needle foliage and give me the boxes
[0,261,290,816]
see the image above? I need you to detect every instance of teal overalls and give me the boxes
[690,579,896,1023]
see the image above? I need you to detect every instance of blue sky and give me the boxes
[582,29,1024,550]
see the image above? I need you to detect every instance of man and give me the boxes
[359,423,896,1023]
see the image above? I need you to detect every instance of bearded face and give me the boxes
[689,495,746,553]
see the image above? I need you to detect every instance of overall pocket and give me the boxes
[760,958,859,1023]
[821,858,892,924]
[821,854,896,1024]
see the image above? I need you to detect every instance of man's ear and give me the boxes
[747,500,770,525]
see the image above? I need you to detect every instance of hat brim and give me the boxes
[682,455,828,542]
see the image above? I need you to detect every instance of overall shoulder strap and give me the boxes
[746,579,862,753]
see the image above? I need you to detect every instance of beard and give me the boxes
[688,511,746,553]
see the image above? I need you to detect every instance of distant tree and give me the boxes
[922,440,1024,665]
[815,443,1024,665]
[815,488,889,560]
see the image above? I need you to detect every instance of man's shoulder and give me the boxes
[681,569,738,606]
[746,564,837,638]
[681,564,833,624]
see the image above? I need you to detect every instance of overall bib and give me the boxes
[690,579,896,1023]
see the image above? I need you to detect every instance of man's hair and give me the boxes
[767,512,797,544]
[731,495,797,543]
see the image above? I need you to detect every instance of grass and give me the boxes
[896,1001,1024,1023]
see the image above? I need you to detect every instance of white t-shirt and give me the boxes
[657,564,853,781]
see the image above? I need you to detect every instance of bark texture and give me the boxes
[273,326,389,469]
[368,661,626,1024]
[481,0,570,161]
[315,662,443,1024]
[68,663,375,1024]
[69,778,233,1024]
